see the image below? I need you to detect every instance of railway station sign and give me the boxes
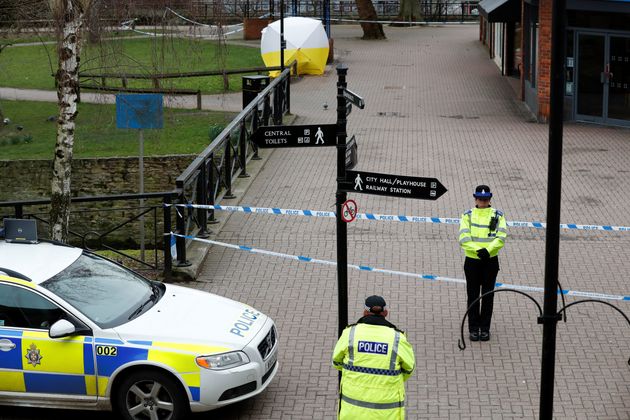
[342,170,447,200]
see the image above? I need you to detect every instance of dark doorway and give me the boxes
[576,32,630,126]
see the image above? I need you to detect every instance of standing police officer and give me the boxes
[332,296,415,419]
[458,185,507,342]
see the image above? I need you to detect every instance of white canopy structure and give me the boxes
[261,17,329,76]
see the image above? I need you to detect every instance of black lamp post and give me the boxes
[280,0,285,73]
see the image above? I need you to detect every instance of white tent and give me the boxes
[261,17,329,76]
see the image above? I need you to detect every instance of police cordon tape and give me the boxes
[169,203,630,233]
[170,233,630,302]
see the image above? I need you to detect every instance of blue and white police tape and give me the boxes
[170,233,630,302]
[168,203,630,233]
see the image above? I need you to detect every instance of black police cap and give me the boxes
[365,295,386,310]
[473,185,492,199]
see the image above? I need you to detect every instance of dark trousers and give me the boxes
[464,256,500,333]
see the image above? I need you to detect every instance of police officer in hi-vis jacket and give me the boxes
[458,185,508,342]
[332,296,415,419]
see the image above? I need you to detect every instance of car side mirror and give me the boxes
[49,319,77,338]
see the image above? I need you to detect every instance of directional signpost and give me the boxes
[342,170,447,200]
[343,88,365,109]
[253,124,337,148]
[345,135,358,170]
[333,66,447,349]
[249,65,447,371]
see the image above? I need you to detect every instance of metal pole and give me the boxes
[336,64,349,339]
[139,129,145,261]
[539,0,567,418]
[324,0,331,38]
[163,195,172,279]
[280,0,285,73]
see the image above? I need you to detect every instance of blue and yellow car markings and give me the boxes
[1,326,233,402]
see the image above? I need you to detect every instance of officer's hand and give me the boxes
[477,248,490,260]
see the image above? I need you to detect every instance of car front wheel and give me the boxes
[115,369,190,420]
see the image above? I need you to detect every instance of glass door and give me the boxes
[576,33,606,121]
[576,32,630,126]
[607,36,630,124]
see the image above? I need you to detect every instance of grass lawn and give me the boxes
[0,37,265,93]
[0,100,235,160]
[0,30,168,45]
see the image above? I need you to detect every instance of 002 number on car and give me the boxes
[96,345,118,356]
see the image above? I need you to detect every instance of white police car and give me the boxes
[0,234,278,419]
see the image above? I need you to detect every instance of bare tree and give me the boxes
[49,0,92,242]
[355,0,386,40]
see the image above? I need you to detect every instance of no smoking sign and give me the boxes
[341,199,358,223]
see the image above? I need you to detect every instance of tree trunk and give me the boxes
[50,0,87,243]
[398,0,421,22]
[355,0,386,40]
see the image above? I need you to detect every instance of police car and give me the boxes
[0,227,278,420]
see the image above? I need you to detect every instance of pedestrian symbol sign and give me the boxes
[342,170,447,200]
[253,124,337,148]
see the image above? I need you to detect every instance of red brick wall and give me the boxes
[243,18,273,40]
[537,0,552,121]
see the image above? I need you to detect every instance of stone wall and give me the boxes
[0,156,195,247]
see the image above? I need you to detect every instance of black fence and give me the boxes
[0,63,293,278]
[187,0,479,22]
[172,63,294,267]
[0,192,176,274]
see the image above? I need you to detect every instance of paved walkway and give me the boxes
[195,25,630,419]
[2,24,630,420]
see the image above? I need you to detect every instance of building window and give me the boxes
[524,4,539,88]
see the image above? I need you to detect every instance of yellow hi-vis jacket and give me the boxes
[332,322,415,420]
[458,206,507,259]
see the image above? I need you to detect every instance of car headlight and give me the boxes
[196,351,250,370]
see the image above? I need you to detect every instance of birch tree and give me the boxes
[49,0,91,242]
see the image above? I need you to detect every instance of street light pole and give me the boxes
[539,0,567,418]
[280,0,285,73]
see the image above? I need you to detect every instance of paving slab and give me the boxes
[193,24,630,419]
[2,23,630,420]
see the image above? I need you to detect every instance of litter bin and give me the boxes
[242,75,270,108]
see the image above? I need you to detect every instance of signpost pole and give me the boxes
[336,64,349,342]
[539,0,566,417]
[139,129,145,261]
[280,0,285,73]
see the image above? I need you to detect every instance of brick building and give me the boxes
[479,0,630,127]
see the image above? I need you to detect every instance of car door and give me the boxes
[0,281,97,402]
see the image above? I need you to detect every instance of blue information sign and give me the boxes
[116,94,164,129]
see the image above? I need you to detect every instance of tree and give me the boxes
[398,0,421,23]
[49,0,92,242]
[355,0,386,40]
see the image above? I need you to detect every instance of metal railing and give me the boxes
[0,192,177,275]
[181,0,479,22]
[172,62,294,266]
[1,63,292,277]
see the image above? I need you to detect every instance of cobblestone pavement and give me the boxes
[191,24,630,420]
[3,24,630,420]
